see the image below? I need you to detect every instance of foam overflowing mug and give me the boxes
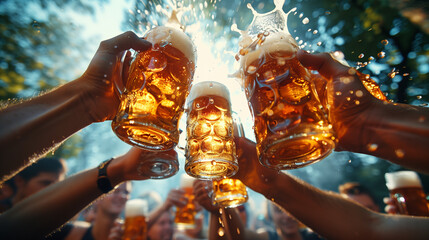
[385,171,429,216]
[112,26,196,151]
[235,2,336,170]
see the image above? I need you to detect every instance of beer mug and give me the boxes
[175,174,197,229]
[212,178,248,208]
[184,81,238,179]
[137,149,179,179]
[236,8,336,170]
[385,171,429,216]
[112,26,196,151]
[123,199,148,240]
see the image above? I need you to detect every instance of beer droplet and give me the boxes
[355,100,360,105]
[313,30,318,34]
[355,90,363,97]
[395,149,405,158]
[368,56,374,61]
[381,39,389,45]
[388,70,396,78]
[218,227,225,237]
[209,98,214,104]
[317,42,322,46]
[348,159,352,163]
[377,51,385,58]
[302,17,309,24]
[417,95,422,99]
[367,143,378,152]
[358,53,364,59]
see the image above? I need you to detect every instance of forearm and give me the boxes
[355,101,429,174]
[0,157,125,239]
[259,173,429,240]
[0,79,93,182]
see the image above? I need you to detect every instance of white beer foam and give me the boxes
[187,81,231,104]
[180,174,195,188]
[240,31,298,73]
[385,171,422,190]
[125,199,148,217]
[145,26,196,63]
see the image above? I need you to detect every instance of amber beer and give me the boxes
[212,178,248,208]
[123,199,148,240]
[238,20,335,170]
[175,174,197,229]
[185,81,238,179]
[112,26,196,151]
[385,171,429,216]
[137,149,179,179]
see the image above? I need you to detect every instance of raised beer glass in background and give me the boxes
[123,199,148,240]
[212,178,248,208]
[112,26,196,151]
[185,81,238,179]
[137,149,179,179]
[385,171,429,216]
[175,174,197,230]
[236,5,336,170]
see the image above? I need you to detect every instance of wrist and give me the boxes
[105,157,125,187]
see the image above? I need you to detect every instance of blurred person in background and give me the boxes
[338,182,380,212]
[0,179,15,203]
[62,182,131,240]
[0,157,67,213]
[0,146,170,239]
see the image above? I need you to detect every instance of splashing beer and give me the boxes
[235,2,336,170]
[112,26,196,151]
[385,171,429,216]
[212,178,248,208]
[175,174,197,229]
[185,81,238,179]
[123,199,148,240]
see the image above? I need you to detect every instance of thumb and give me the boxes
[297,49,351,80]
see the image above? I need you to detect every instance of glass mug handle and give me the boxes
[393,193,409,215]
[113,50,134,96]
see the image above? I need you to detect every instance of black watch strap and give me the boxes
[97,158,114,193]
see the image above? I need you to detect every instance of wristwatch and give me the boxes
[97,158,114,193]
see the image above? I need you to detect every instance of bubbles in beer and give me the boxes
[381,39,389,45]
[377,51,386,58]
